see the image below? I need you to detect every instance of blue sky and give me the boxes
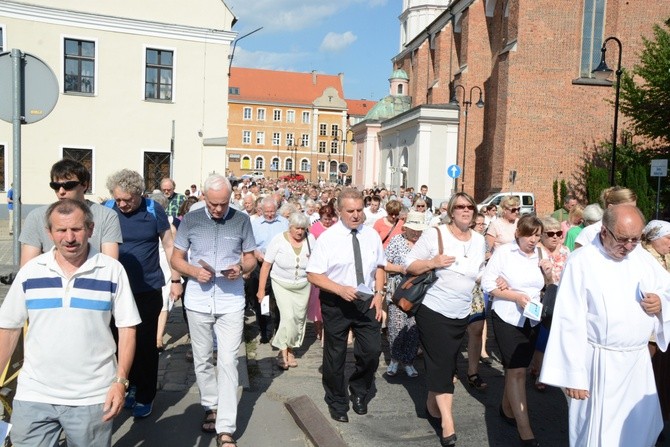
[225,0,401,101]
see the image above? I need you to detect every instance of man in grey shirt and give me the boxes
[19,159,122,266]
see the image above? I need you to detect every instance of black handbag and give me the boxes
[391,228,443,316]
[536,247,558,329]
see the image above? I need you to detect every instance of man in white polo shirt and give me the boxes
[0,199,139,447]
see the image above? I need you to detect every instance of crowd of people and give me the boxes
[0,163,669,446]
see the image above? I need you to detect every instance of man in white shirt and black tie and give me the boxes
[307,188,386,423]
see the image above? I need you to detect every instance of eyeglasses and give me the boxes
[544,231,563,238]
[49,180,81,191]
[415,204,426,208]
[474,222,486,226]
[603,225,641,246]
[454,204,476,211]
[507,207,521,213]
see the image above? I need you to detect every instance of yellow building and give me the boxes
[228,67,351,184]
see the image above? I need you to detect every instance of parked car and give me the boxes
[280,173,305,182]
[478,191,536,215]
[251,171,265,181]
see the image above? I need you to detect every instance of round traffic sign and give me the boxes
[447,164,462,179]
[0,51,59,124]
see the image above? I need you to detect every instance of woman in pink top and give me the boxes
[485,196,520,259]
[373,199,404,249]
[307,202,338,340]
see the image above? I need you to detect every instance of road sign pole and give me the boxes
[11,49,22,268]
[657,176,661,220]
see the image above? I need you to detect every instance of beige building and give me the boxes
[0,0,236,205]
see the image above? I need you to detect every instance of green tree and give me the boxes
[619,19,670,146]
[552,180,559,210]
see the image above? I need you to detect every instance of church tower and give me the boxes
[398,0,451,51]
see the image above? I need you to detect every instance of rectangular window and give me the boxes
[331,124,340,137]
[0,27,5,52]
[580,0,606,77]
[257,108,266,121]
[143,151,171,192]
[317,161,325,173]
[319,124,328,136]
[301,134,309,147]
[242,130,251,144]
[302,111,310,124]
[243,107,252,120]
[286,110,295,123]
[272,132,281,146]
[331,141,339,154]
[145,48,173,100]
[318,141,326,153]
[63,148,93,193]
[286,133,295,146]
[229,86,240,95]
[273,109,282,121]
[64,38,95,94]
[256,131,265,145]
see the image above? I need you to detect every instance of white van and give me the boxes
[478,192,536,215]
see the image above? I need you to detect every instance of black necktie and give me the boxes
[351,229,364,285]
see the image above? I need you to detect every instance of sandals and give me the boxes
[216,432,237,447]
[201,409,217,433]
[287,351,298,368]
[468,373,488,390]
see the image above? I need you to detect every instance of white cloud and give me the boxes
[231,46,309,71]
[319,31,357,53]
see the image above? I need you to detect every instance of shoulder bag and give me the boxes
[537,247,557,329]
[391,227,444,316]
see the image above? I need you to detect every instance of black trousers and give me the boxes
[129,289,163,404]
[244,262,279,339]
[320,291,381,414]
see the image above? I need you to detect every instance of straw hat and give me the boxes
[403,211,428,231]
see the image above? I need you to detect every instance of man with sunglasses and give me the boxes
[19,159,122,267]
[541,205,670,446]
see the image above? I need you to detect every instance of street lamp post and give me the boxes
[287,141,298,177]
[333,128,354,185]
[592,36,623,187]
[450,85,484,193]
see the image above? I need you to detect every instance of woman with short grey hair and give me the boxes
[256,212,315,369]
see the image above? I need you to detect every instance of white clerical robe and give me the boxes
[540,236,670,447]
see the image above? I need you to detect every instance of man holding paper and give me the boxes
[307,188,386,423]
[540,205,670,446]
[171,174,256,447]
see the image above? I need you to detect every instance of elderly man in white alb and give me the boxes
[540,205,670,446]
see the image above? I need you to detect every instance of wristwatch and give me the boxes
[171,279,182,284]
[112,377,129,389]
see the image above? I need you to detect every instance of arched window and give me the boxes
[300,158,309,172]
[241,155,251,170]
[397,84,403,95]
[271,157,280,171]
[285,158,293,172]
[255,156,264,170]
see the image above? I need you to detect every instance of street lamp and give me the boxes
[333,128,354,185]
[450,85,484,192]
[592,36,623,187]
[287,141,299,177]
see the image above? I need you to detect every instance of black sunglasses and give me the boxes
[454,204,476,211]
[545,231,563,238]
[507,207,521,213]
[49,180,81,191]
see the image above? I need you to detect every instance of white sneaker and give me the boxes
[404,364,419,378]
[386,360,399,376]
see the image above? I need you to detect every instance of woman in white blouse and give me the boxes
[257,213,316,370]
[405,192,486,447]
[482,215,553,447]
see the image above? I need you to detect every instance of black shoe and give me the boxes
[349,392,367,415]
[519,437,539,446]
[440,433,457,446]
[328,407,348,423]
[259,336,270,344]
[499,404,516,427]
[424,405,441,425]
